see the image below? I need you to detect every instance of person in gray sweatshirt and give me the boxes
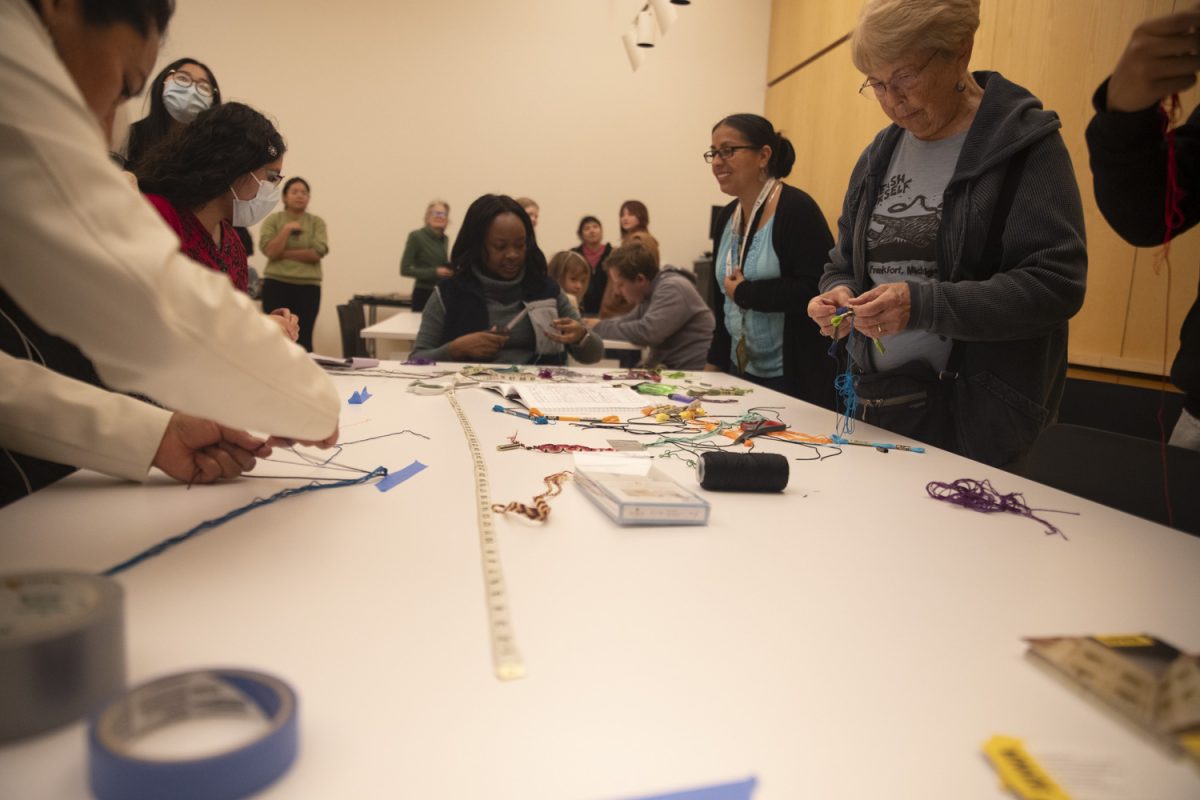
[589,243,716,371]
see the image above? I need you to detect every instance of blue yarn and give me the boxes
[830,321,858,439]
[100,467,387,577]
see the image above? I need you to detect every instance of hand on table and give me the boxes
[152,412,272,483]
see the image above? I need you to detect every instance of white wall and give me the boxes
[125,1,770,354]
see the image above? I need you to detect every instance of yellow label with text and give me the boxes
[1093,634,1155,647]
[982,735,1071,800]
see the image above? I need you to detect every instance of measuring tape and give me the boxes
[446,388,526,681]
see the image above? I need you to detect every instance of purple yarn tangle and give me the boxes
[926,478,1076,540]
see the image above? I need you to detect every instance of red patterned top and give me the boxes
[144,194,249,292]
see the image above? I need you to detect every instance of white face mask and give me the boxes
[162,83,211,124]
[229,174,282,227]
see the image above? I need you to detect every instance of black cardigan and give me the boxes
[707,184,836,409]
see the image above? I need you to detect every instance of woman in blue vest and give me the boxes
[411,194,603,364]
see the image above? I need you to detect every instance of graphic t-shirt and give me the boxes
[866,130,966,371]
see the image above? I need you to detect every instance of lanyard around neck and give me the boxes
[728,178,778,274]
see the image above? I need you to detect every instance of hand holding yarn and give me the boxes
[808,285,856,337]
[846,281,911,337]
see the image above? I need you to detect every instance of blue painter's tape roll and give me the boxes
[88,668,298,800]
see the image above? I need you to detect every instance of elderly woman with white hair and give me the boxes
[807,0,1087,467]
[401,199,453,311]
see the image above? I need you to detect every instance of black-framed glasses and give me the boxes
[859,51,939,98]
[703,145,758,164]
[166,70,216,98]
[263,169,285,184]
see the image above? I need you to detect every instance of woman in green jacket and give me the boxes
[260,177,329,351]
[401,200,452,311]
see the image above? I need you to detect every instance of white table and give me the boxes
[1,365,1198,799]
[361,311,643,362]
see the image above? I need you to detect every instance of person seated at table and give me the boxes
[410,194,603,365]
[136,102,299,341]
[547,250,591,311]
[570,215,612,315]
[589,243,715,371]
[400,199,452,312]
[806,0,1086,467]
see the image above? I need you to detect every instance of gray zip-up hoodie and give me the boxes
[592,268,716,371]
[821,71,1087,466]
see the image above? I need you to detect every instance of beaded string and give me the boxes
[492,471,572,522]
[925,478,1077,540]
[499,434,614,454]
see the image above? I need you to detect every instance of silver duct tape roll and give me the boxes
[0,572,125,743]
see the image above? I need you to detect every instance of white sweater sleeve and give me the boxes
[0,0,338,441]
[0,353,172,483]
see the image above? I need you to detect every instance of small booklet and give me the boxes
[1025,634,1200,760]
[573,454,709,526]
[311,354,380,370]
[482,383,648,417]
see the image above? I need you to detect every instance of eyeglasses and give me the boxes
[703,145,759,164]
[166,70,216,98]
[263,169,285,184]
[430,211,448,219]
[859,51,939,98]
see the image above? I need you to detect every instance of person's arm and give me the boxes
[409,290,454,361]
[594,282,687,348]
[278,215,326,263]
[906,133,1087,341]
[260,212,289,259]
[731,189,835,313]
[400,230,438,284]
[0,355,271,487]
[707,204,735,371]
[552,293,603,363]
[0,24,338,443]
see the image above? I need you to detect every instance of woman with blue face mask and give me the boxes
[134,102,300,343]
[123,58,220,172]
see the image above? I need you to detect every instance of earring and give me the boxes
[955,80,966,93]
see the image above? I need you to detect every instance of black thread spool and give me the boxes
[697,452,789,492]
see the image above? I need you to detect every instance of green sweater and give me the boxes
[260,211,329,285]
[400,226,449,290]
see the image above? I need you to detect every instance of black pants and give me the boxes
[262,279,321,352]
[410,286,433,312]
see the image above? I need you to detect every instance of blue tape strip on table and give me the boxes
[348,386,372,404]
[622,776,757,800]
[376,460,427,492]
[88,669,298,800]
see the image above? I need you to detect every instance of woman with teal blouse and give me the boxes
[260,177,329,351]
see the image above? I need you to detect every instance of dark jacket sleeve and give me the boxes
[706,201,736,369]
[908,131,1088,342]
[732,186,834,313]
[1086,78,1200,247]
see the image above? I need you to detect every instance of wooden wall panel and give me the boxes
[767,1,859,83]
[765,46,888,235]
[767,0,1195,377]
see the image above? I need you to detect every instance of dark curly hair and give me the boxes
[124,57,221,171]
[576,215,602,240]
[450,194,546,290]
[136,102,286,211]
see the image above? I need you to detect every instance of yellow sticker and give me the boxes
[1093,635,1156,648]
[982,735,1071,800]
